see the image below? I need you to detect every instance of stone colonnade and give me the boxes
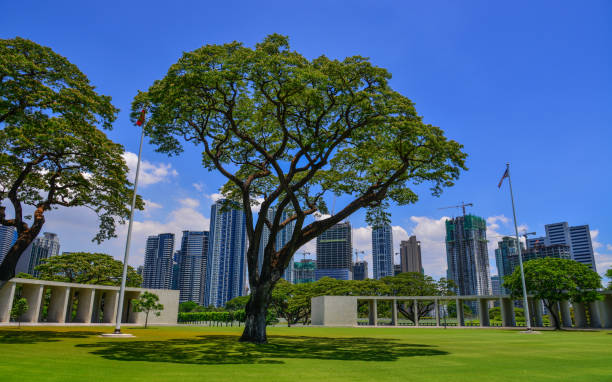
[0,278,178,325]
[311,292,612,328]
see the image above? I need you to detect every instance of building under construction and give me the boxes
[445,214,492,297]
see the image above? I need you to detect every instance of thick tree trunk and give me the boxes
[0,228,42,287]
[0,206,45,287]
[240,281,274,344]
[545,300,561,330]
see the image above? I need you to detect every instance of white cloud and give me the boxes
[192,182,204,192]
[205,193,224,203]
[607,244,612,251]
[42,197,209,268]
[408,216,449,280]
[122,152,178,186]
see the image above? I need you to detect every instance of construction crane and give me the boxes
[438,201,473,216]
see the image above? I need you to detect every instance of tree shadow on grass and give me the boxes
[0,330,100,344]
[77,335,449,365]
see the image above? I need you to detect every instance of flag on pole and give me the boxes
[497,167,509,188]
[136,109,146,126]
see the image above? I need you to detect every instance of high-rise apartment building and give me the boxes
[400,235,423,274]
[353,261,368,280]
[315,222,353,280]
[526,222,596,271]
[491,275,501,296]
[204,200,247,307]
[393,264,402,276]
[257,207,296,283]
[293,259,316,284]
[494,236,521,285]
[142,233,175,289]
[15,232,60,276]
[445,215,491,296]
[178,231,209,304]
[372,224,393,279]
[171,250,181,291]
[0,225,17,263]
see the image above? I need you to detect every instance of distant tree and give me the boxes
[179,301,203,313]
[132,291,164,329]
[0,37,143,286]
[35,252,142,287]
[606,268,612,290]
[133,34,467,343]
[14,272,36,279]
[503,258,601,329]
[225,295,250,311]
[381,272,455,324]
[10,297,28,327]
[447,300,472,317]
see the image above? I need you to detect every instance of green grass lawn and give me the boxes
[0,326,610,382]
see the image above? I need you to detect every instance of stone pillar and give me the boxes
[573,302,587,328]
[434,299,440,327]
[391,299,398,326]
[559,300,572,328]
[601,295,612,328]
[413,300,419,327]
[91,290,102,323]
[47,286,71,323]
[0,282,16,323]
[529,298,543,327]
[368,299,377,326]
[75,288,95,323]
[20,284,44,323]
[456,298,464,327]
[478,298,490,327]
[501,298,515,327]
[588,301,602,328]
[103,291,119,324]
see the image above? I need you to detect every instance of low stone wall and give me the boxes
[0,278,178,326]
[311,292,612,329]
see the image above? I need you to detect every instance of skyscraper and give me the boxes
[372,224,393,279]
[293,259,316,284]
[494,236,521,287]
[400,235,423,274]
[142,233,175,289]
[497,235,571,291]
[353,260,368,280]
[178,231,209,304]
[204,200,247,307]
[0,225,17,263]
[526,222,596,271]
[257,207,296,283]
[445,214,491,296]
[15,232,60,276]
[171,250,181,291]
[491,275,501,296]
[315,222,353,280]
[393,264,402,276]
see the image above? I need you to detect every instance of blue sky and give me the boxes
[2,1,611,279]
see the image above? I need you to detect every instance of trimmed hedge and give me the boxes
[178,310,278,326]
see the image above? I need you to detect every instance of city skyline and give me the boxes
[2,2,610,282]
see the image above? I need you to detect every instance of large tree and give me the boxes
[33,252,142,287]
[381,272,455,324]
[0,37,141,284]
[133,34,467,343]
[503,258,601,330]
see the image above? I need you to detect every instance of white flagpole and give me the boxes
[113,112,146,334]
[505,162,532,331]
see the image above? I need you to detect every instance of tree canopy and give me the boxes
[132,291,164,329]
[606,268,612,290]
[34,252,142,287]
[503,258,601,329]
[0,37,142,283]
[133,34,467,343]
